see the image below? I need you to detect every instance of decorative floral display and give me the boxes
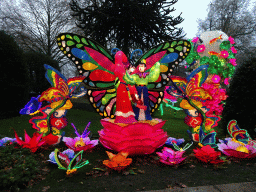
[48,149,75,164]
[103,151,132,171]
[201,82,227,116]
[63,136,98,152]
[217,138,256,159]
[14,130,45,153]
[99,118,168,155]
[193,145,224,164]
[185,31,237,82]
[156,147,186,166]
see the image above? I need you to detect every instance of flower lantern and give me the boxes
[103,151,132,171]
[156,147,186,166]
[99,118,167,155]
[193,145,224,164]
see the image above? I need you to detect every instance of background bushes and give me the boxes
[0,144,41,191]
[221,57,256,138]
[0,30,59,119]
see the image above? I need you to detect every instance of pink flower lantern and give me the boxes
[224,78,229,85]
[229,58,237,66]
[231,46,237,54]
[212,75,221,83]
[156,147,186,166]
[228,36,235,44]
[220,50,229,58]
[63,136,98,152]
[99,118,168,155]
[197,45,206,53]
[217,138,256,159]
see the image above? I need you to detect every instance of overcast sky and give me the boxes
[172,0,256,39]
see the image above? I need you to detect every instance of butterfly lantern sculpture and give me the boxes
[56,33,191,155]
[227,120,256,148]
[169,65,221,142]
[56,33,191,120]
[23,64,86,145]
[54,148,89,176]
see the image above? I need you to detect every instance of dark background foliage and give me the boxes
[221,57,256,138]
[0,31,59,119]
[0,30,30,119]
[70,0,185,55]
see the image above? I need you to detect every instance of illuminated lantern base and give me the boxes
[99,118,167,155]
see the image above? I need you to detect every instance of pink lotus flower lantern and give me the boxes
[99,118,168,155]
[63,122,98,152]
[217,138,256,159]
[156,147,186,166]
[63,137,98,152]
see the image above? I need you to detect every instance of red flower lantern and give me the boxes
[193,145,224,164]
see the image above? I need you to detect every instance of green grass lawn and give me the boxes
[0,100,222,140]
[1,102,256,192]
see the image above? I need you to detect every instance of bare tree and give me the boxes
[0,0,81,74]
[197,0,256,63]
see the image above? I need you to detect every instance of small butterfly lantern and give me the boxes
[227,120,256,148]
[187,127,217,148]
[54,148,89,175]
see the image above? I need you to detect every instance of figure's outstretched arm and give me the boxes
[124,71,136,85]
[148,62,161,82]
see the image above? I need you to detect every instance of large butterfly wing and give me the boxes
[56,33,116,90]
[57,33,118,118]
[186,65,211,99]
[201,132,217,148]
[227,120,241,136]
[133,40,191,114]
[40,64,69,102]
[87,88,116,118]
[169,76,188,97]
[135,40,191,90]
[67,76,86,97]
[148,91,164,114]
[54,149,70,170]
[29,105,51,136]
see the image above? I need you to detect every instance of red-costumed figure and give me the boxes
[114,51,137,123]
[114,52,146,124]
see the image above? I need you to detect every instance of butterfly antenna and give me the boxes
[82,122,91,138]
[71,123,81,138]
[130,49,143,60]
[111,48,120,55]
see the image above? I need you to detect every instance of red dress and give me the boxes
[114,63,137,124]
